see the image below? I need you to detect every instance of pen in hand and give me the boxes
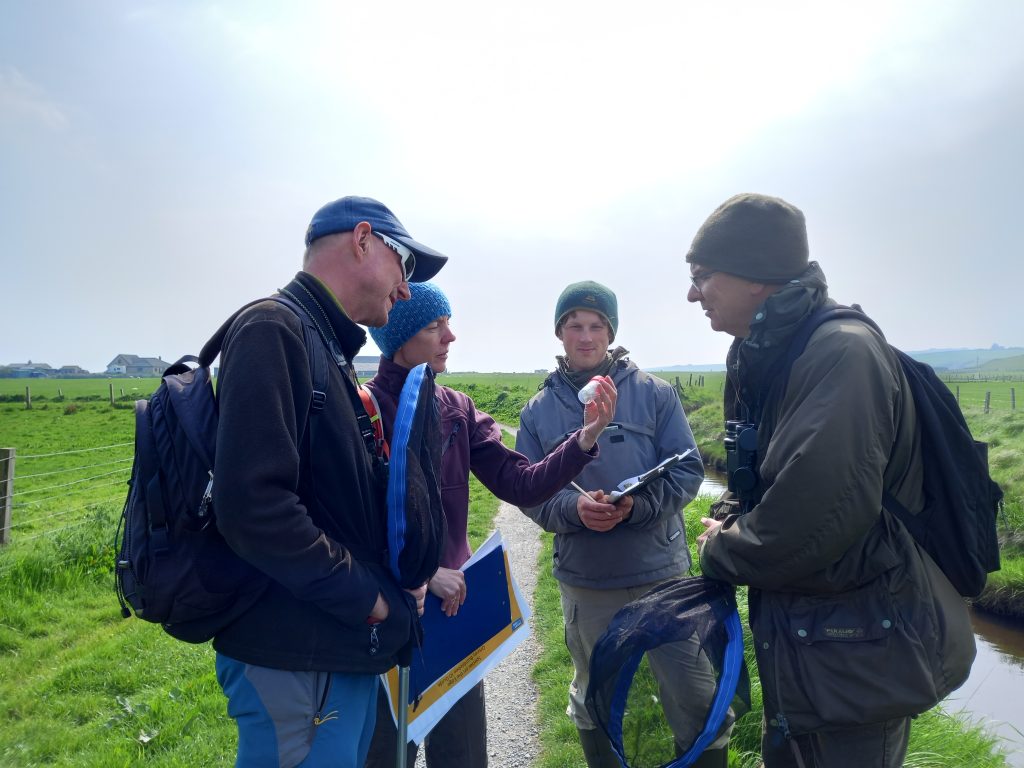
[570,481,598,503]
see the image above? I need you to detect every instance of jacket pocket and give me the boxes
[365,565,416,663]
[758,580,939,735]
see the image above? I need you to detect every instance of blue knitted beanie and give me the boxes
[369,282,452,359]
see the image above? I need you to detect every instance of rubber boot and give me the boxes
[578,727,621,768]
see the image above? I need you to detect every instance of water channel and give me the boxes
[697,469,1024,764]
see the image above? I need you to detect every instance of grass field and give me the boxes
[940,378,1023,412]
[0,402,133,544]
[0,377,161,402]
[440,372,547,425]
[0,392,508,766]
[1,373,1019,765]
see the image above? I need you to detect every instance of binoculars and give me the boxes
[724,420,759,506]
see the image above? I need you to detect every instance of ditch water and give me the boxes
[697,467,1024,764]
[697,470,728,498]
[954,610,1024,764]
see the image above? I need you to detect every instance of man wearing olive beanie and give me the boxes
[686,192,808,283]
[687,194,974,768]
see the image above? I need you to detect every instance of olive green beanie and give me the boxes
[554,281,618,342]
[686,193,809,282]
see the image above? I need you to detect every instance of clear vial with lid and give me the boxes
[578,378,601,404]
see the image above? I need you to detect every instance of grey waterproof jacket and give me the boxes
[517,359,704,589]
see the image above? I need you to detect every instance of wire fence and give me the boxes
[11,468,132,499]
[0,441,132,550]
[14,456,133,481]
[668,374,1019,412]
[8,476,130,511]
[0,374,1017,551]
[16,441,133,459]
[18,516,103,543]
[939,374,1024,383]
[945,387,1019,412]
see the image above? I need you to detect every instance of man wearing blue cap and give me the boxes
[211,197,449,767]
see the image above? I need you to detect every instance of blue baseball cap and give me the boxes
[305,196,448,282]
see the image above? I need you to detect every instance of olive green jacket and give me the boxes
[701,277,975,735]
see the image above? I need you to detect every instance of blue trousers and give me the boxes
[216,653,378,768]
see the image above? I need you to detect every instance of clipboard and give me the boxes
[605,448,695,502]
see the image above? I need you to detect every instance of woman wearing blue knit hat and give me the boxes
[363,283,617,768]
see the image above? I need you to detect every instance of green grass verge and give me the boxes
[0,511,236,767]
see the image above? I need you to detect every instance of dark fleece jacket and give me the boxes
[212,271,415,673]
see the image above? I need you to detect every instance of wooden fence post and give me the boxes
[688,373,693,386]
[109,382,115,406]
[0,448,14,547]
[984,391,991,414]
[1012,388,1016,411]
[25,385,31,410]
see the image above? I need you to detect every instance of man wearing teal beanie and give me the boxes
[517,280,727,768]
[364,284,618,768]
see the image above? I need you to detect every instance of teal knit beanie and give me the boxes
[554,281,618,342]
[369,282,452,359]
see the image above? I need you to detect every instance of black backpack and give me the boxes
[115,293,445,643]
[764,306,1003,598]
[115,295,337,642]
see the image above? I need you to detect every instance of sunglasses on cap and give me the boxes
[373,231,416,282]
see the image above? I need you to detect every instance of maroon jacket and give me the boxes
[366,357,598,569]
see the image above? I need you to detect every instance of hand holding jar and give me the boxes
[577,376,616,452]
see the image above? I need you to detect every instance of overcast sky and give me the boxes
[3,1,1023,374]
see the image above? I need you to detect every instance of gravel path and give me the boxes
[481,499,544,767]
[414,497,545,768]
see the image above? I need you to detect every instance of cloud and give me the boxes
[0,66,68,130]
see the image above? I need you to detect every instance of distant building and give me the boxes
[56,365,89,376]
[106,354,172,376]
[353,355,380,379]
[6,361,53,378]
[212,355,379,382]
